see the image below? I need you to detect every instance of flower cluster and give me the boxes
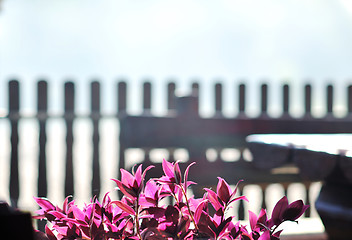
[34,160,308,240]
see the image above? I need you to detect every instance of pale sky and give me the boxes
[1,0,352,115]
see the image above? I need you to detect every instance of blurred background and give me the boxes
[1,0,352,234]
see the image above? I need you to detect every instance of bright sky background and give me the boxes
[1,0,352,115]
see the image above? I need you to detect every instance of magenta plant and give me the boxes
[34,160,308,240]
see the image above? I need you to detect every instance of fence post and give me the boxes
[167,82,176,111]
[305,84,312,117]
[91,81,101,198]
[64,82,75,197]
[215,83,223,117]
[118,81,127,115]
[9,80,20,207]
[167,82,176,162]
[327,84,333,115]
[238,83,246,116]
[282,84,290,116]
[143,82,152,114]
[237,187,245,220]
[261,83,268,116]
[36,80,48,231]
[118,81,127,172]
[37,80,48,197]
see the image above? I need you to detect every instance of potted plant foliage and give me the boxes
[34,160,308,240]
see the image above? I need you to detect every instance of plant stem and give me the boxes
[170,191,180,205]
[180,184,199,232]
[135,198,142,240]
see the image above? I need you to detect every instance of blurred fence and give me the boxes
[2,80,352,221]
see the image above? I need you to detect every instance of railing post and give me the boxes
[37,80,48,198]
[37,79,48,232]
[91,81,101,198]
[260,83,268,116]
[64,82,75,197]
[166,81,176,161]
[215,83,223,117]
[117,81,127,115]
[9,80,20,207]
[304,84,312,117]
[327,84,333,115]
[261,184,267,210]
[238,187,245,220]
[282,84,290,116]
[238,83,246,116]
[118,81,127,172]
[167,82,176,111]
[143,82,152,114]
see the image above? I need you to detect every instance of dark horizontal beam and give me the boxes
[120,115,352,148]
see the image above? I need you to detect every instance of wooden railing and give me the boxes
[118,81,352,221]
[2,80,352,223]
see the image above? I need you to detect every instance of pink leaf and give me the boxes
[173,161,182,184]
[45,225,57,240]
[162,159,174,178]
[134,164,143,186]
[248,210,258,231]
[271,196,288,225]
[183,162,196,188]
[111,179,137,199]
[102,191,111,207]
[217,177,231,203]
[110,201,135,215]
[62,196,72,214]
[70,205,86,222]
[229,180,243,201]
[33,197,55,211]
[47,211,66,219]
[120,168,135,186]
[257,209,268,227]
[283,200,309,221]
[144,180,158,199]
[194,199,208,223]
[204,188,222,211]
[228,195,249,205]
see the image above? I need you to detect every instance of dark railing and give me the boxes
[2,80,352,223]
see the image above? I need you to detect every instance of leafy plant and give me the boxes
[34,160,308,240]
